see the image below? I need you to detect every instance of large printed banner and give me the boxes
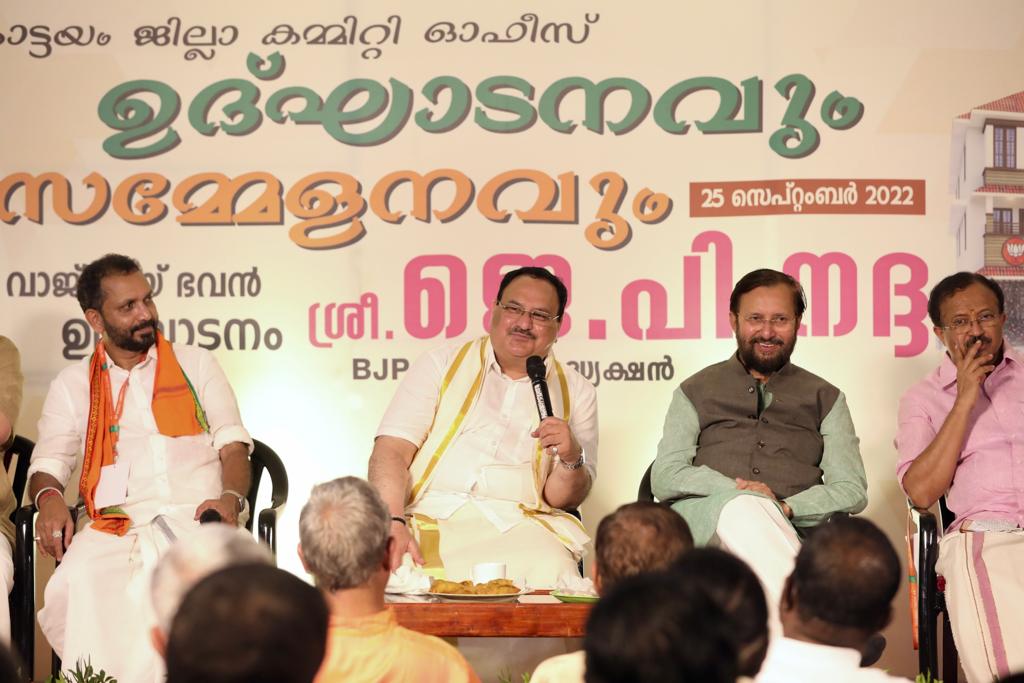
[3,3,1024,674]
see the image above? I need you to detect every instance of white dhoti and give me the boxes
[39,510,199,683]
[0,535,12,644]
[713,494,801,636]
[936,529,1024,683]
[416,502,580,588]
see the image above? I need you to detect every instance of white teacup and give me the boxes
[472,562,507,584]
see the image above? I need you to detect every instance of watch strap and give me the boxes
[557,447,586,470]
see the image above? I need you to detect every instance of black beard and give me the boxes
[737,335,795,376]
[105,320,157,353]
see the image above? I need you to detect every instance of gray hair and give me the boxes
[150,524,273,634]
[299,477,390,591]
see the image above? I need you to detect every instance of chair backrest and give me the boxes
[248,439,288,533]
[637,462,655,502]
[3,435,35,511]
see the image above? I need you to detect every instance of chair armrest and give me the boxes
[911,506,939,583]
[12,504,36,679]
[822,511,851,524]
[257,503,285,556]
[911,505,941,678]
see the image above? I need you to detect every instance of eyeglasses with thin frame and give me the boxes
[496,301,561,325]
[742,314,795,329]
[940,312,1000,332]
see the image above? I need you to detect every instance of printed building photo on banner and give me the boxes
[951,90,1024,349]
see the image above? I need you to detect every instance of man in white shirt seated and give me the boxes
[28,253,253,683]
[368,266,598,587]
[756,517,909,683]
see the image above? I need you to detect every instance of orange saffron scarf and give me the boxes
[81,331,209,535]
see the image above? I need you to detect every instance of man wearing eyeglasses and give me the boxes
[895,272,1024,683]
[368,266,596,590]
[651,268,867,631]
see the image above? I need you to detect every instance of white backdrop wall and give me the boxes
[4,1,1024,678]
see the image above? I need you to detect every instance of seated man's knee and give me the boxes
[720,493,786,521]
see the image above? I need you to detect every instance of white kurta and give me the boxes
[29,343,251,683]
[377,339,598,586]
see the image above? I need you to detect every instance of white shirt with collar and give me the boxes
[29,342,252,526]
[756,637,911,683]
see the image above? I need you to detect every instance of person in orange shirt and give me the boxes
[299,477,480,683]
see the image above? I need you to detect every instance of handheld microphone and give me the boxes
[526,355,553,420]
[199,509,224,524]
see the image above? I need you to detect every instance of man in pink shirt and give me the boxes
[895,272,1024,683]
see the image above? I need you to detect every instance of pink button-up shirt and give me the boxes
[895,345,1024,531]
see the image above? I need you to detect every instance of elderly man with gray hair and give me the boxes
[298,477,478,683]
[149,524,273,659]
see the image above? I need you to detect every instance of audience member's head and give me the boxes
[671,547,770,677]
[298,476,391,592]
[593,501,693,594]
[165,564,328,683]
[584,568,749,683]
[781,516,901,650]
[150,524,274,652]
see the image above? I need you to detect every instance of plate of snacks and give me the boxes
[428,578,527,602]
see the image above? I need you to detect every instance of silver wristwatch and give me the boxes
[557,447,586,471]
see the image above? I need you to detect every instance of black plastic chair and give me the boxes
[563,507,585,576]
[911,498,958,683]
[4,435,34,679]
[638,459,849,538]
[637,461,655,502]
[248,439,288,555]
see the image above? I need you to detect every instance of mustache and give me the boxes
[131,320,157,334]
[510,326,536,339]
[966,334,991,347]
[750,336,783,346]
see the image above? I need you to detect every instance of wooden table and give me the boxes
[390,595,593,638]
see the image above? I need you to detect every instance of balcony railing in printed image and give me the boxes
[983,167,1024,187]
[985,216,1023,235]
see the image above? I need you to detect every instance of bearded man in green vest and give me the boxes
[651,268,867,630]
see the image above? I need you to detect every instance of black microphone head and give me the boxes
[199,509,224,524]
[526,355,547,382]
